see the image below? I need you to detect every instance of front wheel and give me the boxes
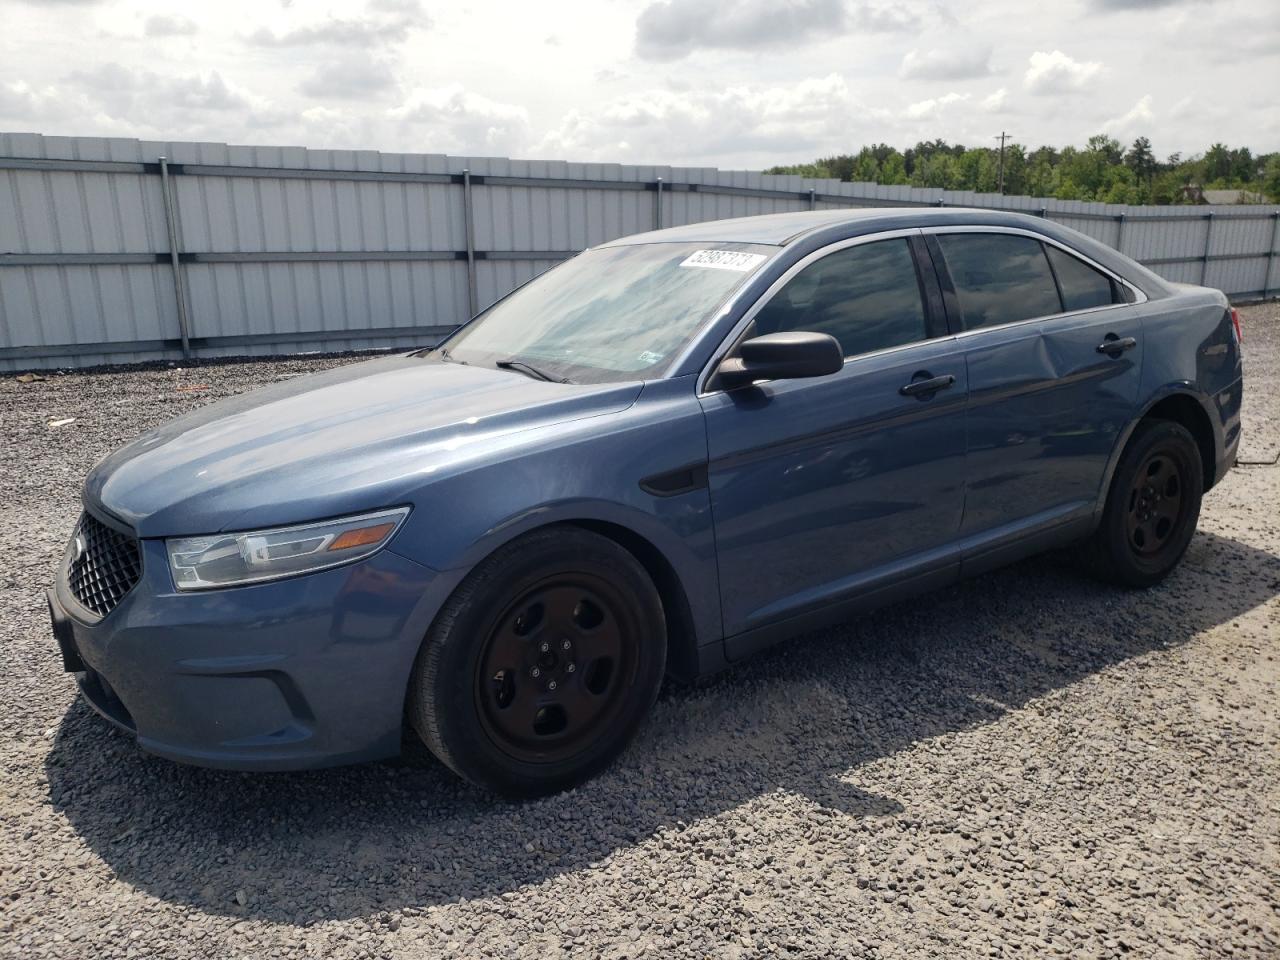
[1083,419,1203,588]
[408,526,666,796]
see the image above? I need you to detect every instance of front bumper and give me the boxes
[51,536,458,771]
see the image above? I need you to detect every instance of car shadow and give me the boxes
[45,528,1280,924]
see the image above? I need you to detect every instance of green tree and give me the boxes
[1055,178,1083,201]
[765,137,1277,205]
[1228,147,1255,183]
[1086,134,1124,166]
[818,154,857,181]
[1125,137,1156,179]
[1263,155,1280,202]
[1203,143,1232,183]
[956,149,986,190]
[1101,166,1139,204]
[879,152,909,185]
[912,153,960,189]
[853,147,880,183]
[762,162,835,179]
[1000,144,1028,196]
[1026,154,1057,197]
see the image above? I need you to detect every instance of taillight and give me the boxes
[1230,307,1242,344]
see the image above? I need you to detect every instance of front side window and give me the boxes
[936,233,1061,330]
[751,239,928,357]
[442,241,775,383]
[1046,244,1119,311]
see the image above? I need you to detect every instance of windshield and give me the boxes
[438,241,776,383]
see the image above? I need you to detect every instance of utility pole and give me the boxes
[995,131,1010,194]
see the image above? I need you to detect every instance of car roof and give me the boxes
[602,207,1065,247]
[600,206,1175,298]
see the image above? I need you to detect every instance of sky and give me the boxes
[0,0,1277,170]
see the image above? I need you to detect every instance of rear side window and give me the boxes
[752,239,927,357]
[1045,245,1118,311]
[936,233,1061,330]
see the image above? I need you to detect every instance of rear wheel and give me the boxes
[1083,419,1203,587]
[408,526,666,796]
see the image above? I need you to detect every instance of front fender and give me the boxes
[385,380,723,652]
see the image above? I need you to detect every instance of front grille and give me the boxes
[67,512,142,617]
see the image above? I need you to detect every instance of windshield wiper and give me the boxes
[495,359,572,384]
[435,345,465,363]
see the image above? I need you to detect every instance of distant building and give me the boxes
[1179,184,1268,204]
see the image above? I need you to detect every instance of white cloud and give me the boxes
[299,58,398,99]
[143,14,197,37]
[0,0,1276,163]
[1024,50,1103,94]
[899,45,993,81]
[247,4,424,49]
[538,74,885,164]
[0,80,73,120]
[1103,94,1155,137]
[980,88,1009,112]
[1091,0,1187,8]
[391,85,530,155]
[68,64,259,114]
[634,0,917,61]
[904,92,970,121]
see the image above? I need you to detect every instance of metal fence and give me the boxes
[2,131,1278,371]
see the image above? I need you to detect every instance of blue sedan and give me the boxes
[48,208,1244,795]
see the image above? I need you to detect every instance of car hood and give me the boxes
[85,355,642,538]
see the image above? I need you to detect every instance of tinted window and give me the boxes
[752,239,927,357]
[937,233,1061,329]
[1046,245,1117,311]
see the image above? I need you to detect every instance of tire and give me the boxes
[1082,419,1203,588]
[407,526,667,797]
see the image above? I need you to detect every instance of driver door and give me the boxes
[699,233,969,652]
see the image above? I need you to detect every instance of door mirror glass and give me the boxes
[716,331,844,390]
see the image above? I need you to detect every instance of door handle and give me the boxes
[1096,335,1137,356]
[899,373,956,398]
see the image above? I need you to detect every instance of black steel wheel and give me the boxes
[1124,449,1187,557]
[1083,418,1203,588]
[476,576,641,765]
[408,526,666,796]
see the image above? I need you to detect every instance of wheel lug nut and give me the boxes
[561,639,571,651]
[547,680,557,691]
[566,663,576,673]
[530,667,541,678]
[539,641,550,653]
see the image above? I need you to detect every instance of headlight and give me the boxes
[166,507,410,590]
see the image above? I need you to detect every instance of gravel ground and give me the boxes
[1,304,1277,959]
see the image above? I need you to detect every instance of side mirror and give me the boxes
[715,331,843,390]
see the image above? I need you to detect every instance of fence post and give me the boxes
[462,168,477,317]
[1201,211,1214,286]
[654,177,664,229]
[808,188,816,210]
[157,156,192,359]
[1116,213,1126,254]
[1265,211,1280,299]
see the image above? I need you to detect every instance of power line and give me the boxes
[995,131,1011,195]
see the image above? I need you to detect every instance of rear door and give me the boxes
[699,232,969,644]
[926,229,1143,549]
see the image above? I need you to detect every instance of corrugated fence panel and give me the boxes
[0,132,1276,370]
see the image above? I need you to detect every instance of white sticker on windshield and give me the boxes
[679,249,767,272]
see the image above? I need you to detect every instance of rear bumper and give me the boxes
[50,539,459,771]
[1215,375,1244,487]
